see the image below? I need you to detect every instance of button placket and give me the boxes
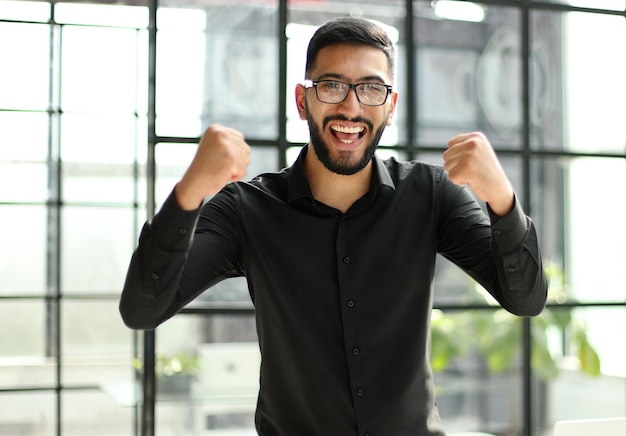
[336,216,368,428]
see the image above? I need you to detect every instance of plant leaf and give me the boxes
[430,313,467,372]
[531,331,559,380]
[480,313,520,373]
[578,332,601,377]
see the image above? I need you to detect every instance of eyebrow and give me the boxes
[316,72,388,84]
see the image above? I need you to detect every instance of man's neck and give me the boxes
[303,145,373,213]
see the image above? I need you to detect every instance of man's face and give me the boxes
[296,43,398,175]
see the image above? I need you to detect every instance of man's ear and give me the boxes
[386,91,398,126]
[295,84,307,120]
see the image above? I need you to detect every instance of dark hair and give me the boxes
[305,17,396,81]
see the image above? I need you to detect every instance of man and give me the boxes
[120,17,547,436]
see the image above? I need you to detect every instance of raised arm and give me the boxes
[119,125,250,329]
[440,132,547,316]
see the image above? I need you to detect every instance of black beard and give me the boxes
[306,112,386,176]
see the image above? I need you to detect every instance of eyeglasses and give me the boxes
[303,80,393,106]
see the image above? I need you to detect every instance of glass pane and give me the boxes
[563,12,626,153]
[432,309,524,434]
[528,10,565,150]
[0,112,49,161]
[286,145,303,167]
[155,142,198,208]
[0,162,48,203]
[416,45,480,143]
[0,391,56,435]
[155,2,279,139]
[191,277,253,306]
[0,22,49,110]
[154,402,197,435]
[536,306,626,434]
[250,146,280,175]
[61,25,142,113]
[531,10,626,152]
[62,390,134,436]
[416,4,523,148]
[61,207,136,294]
[0,0,50,22]
[566,158,626,302]
[61,300,133,386]
[285,22,315,145]
[200,3,278,140]
[534,0,625,10]
[531,157,626,303]
[153,313,259,434]
[154,7,206,138]
[62,162,138,204]
[55,1,148,28]
[529,157,565,270]
[60,113,138,204]
[61,114,137,164]
[376,147,407,162]
[0,301,55,389]
[286,1,404,146]
[0,205,47,295]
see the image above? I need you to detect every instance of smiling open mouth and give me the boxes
[330,125,366,144]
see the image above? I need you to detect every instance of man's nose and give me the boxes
[337,87,363,112]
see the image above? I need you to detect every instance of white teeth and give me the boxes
[331,125,364,134]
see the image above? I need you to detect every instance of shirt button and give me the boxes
[508,266,516,272]
[352,347,359,356]
[343,256,350,264]
[179,227,188,234]
[151,273,159,280]
[347,300,355,309]
[356,389,364,397]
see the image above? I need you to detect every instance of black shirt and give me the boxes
[120,146,547,436]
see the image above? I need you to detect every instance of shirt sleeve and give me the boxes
[437,173,547,316]
[487,195,547,315]
[119,186,243,329]
[119,189,200,329]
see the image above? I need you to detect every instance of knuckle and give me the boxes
[206,124,222,135]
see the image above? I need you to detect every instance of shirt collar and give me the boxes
[287,145,396,205]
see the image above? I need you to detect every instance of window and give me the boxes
[1,1,624,435]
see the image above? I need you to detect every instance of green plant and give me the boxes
[133,351,201,379]
[430,261,601,380]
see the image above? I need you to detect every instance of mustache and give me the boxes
[322,114,373,132]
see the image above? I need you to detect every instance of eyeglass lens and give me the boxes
[315,81,389,106]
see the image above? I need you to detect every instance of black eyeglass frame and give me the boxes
[303,79,393,106]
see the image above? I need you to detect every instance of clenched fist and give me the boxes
[175,125,250,210]
[443,132,514,216]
